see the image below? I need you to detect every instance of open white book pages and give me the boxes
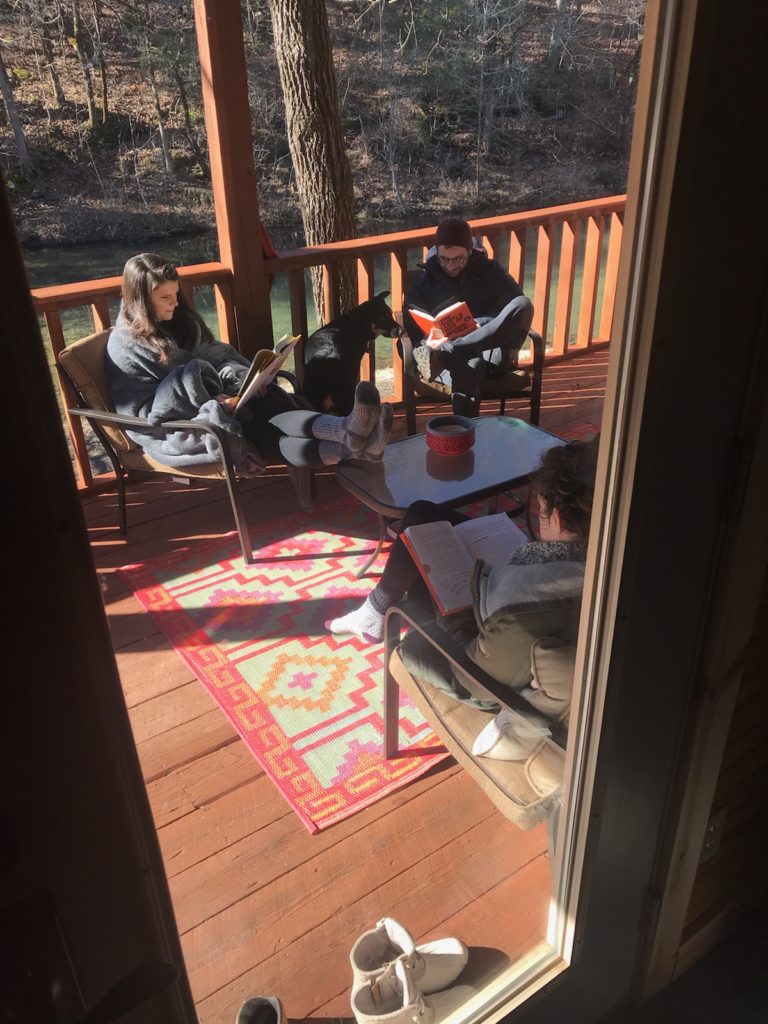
[235,334,301,413]
[401,512,528,614]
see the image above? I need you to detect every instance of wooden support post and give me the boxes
[193,0,273,356]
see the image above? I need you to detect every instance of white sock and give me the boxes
[326,596,385,642]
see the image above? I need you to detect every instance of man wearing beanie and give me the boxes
[403,216,533,416]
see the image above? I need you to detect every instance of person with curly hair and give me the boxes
[105,253,392,477]
[327,436,599,646]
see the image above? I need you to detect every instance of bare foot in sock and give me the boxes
[326,597,384,642]
[361,404,394,461]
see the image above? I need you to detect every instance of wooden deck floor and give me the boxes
[85,348,608,1023]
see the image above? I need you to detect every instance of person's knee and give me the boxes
[402,500,442,527]
[515,295,534,333]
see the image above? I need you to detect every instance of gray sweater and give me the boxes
[105,310,264,475]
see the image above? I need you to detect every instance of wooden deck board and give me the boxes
[87,348,606,1020]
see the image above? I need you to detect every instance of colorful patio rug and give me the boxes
[120,421,600,833]
[119,496,449,833]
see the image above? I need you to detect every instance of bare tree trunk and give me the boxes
[266,0,357,323]
[173,66,209,177]
[68,0,98,128]
[41,20,65,107]
[548,0,569,70]
[144,38,174,176]
[0,45,34,177]
[91,0,108,124]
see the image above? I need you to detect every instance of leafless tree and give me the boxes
[265,0,358,321]
[0,40,34,176]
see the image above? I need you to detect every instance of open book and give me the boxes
[409,301,478,341]
[401,512,528,614]
[235,334,300,413]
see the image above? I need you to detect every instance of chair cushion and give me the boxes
[389,647,563,829]
[411,342,532,397]
[524,638,577,724]
[59,331,137,454]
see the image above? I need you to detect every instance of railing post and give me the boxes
[552,220,577,357]
[358,255,375,383]
[598,212,624,341]
[46,309,92,488]
[193,0,274,356]
[509,228,526,284]
[288,269,309,385]
[532,224,553,343]
[576,215,604,348]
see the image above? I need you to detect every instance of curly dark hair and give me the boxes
[532,436,599,542]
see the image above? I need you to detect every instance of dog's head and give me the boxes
[366,291,403,339]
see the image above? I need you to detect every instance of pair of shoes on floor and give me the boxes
[351,917,475,1024]
[236,995,283,1024]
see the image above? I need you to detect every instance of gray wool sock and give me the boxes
[362,404,394,461]
[317,440,352,465]
[345,381,381,449]
[312,382,381,452]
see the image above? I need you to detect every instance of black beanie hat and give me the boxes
[435,217,473,250]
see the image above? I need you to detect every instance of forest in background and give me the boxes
[0,0,643,250]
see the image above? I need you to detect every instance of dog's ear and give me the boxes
[375,290,391,301]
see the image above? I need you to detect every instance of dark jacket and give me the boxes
[403,243,525,344]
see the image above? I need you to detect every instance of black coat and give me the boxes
[403,248,525,344]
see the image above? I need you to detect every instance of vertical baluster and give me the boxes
[179,279,195,308]
[598,211,624,341]
[481,232,499,260]
[552,220,577,357]
[532,224,553,344]
[389,250,408,403]
[322,264,339,322]
[289,268,309,385]
[357,255,376,383]
[213,277,237,347]
[576,215,603,348]
[46,308,93,488]
[509,228,526,283]
[90,299,112,332]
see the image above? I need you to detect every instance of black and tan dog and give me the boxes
[301,291,402,414]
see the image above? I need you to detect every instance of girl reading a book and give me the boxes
[105,254,392,476]
[327,437,598,648]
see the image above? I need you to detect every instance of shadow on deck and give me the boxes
[83,348,608,1022]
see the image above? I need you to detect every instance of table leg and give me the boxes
[355,512,388,578]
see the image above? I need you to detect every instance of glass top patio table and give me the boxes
[335,416,564,575]
[336,416,564,519]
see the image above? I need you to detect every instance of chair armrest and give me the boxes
[384,603,567,750]
[275,369,301,392]
[528,329,544,373]
[66,407,239,475]
[397,331,418,380]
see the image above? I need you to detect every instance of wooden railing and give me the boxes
[33,195,625,489]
